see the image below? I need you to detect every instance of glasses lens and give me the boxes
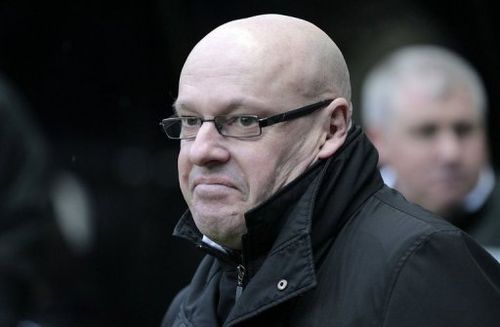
[180,117,202,138]
[161,117,200,139]
[215,116,260,137]
[161,116,261,139]
[161,119,180,139]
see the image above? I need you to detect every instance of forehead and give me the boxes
[176,52,277,115]
[173,95,274,118]
[391,84,482,126]
[176,24,320,117]
[176,68,305,119]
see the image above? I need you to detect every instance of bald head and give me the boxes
[179,14,351,109]
[174,15,353,248]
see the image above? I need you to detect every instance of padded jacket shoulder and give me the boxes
[290,186,500,327]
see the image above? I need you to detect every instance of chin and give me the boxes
[195,212,246,237]
[204,227,246,249]
[430,198,463,216]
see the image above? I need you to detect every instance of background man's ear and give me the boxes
[365,127,388,166]
[318,99,351,159]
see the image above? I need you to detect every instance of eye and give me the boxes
[237,116,258,127]
[220,116,257,127]
[182,117,200,127]
[454,122,475,138]
[411,124,437,139]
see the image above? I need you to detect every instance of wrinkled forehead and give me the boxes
[394,76,477,109]
[177,41,287,115]
[390,84,484,129]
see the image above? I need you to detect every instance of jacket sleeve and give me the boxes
[382,230,500,327]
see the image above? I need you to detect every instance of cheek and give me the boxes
[461,138,487,169]
[239,146,288,205]
[386,143,435,189]
[387,141,432,171]
[177,148,192,200]
[243,155,277,201]
[244,131,318,201]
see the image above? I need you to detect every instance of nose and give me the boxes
[436,130,461,163]
[188,121,230,166]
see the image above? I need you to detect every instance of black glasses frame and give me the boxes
[160,98,334,139]
[258,98,334,127]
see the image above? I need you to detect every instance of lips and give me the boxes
[191,176,240,201]
[192,176,238,191]
[431,170,465,185]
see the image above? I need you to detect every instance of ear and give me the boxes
[317,98,351,159]
[365,127,388,165]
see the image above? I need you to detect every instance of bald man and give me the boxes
[160,14,500,326]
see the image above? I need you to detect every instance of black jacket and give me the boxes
[163,126,500,326]
[461,174,500,249]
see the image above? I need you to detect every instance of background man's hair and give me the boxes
[360,45,488,129]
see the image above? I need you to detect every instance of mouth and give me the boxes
[192,176,238,191]
[191,176,241,201]
[432,171,464,185]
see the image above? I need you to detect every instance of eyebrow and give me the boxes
[171,99,271,116]
[172,99,182,115]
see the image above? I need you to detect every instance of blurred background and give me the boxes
[0,0,498,326]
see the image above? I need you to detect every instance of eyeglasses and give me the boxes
[160,99,334,140]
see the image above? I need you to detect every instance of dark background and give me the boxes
[0,0,498,326]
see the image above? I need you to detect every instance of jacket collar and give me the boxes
[223,126,383,324]
[241,125,384,263]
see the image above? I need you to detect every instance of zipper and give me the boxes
[235,264,246,301]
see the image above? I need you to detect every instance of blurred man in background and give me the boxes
[361,45,500,259]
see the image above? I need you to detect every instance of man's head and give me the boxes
[171,14,352,249]
[361,45,489,218]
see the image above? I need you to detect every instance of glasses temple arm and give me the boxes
[259,99,333,127]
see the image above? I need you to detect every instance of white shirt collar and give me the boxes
[201,235,229,254]
[379,165,495,214]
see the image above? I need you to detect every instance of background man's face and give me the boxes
[380,86,487,217]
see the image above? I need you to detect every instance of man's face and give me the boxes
[380,86,487,217]
[175,32,325,249]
